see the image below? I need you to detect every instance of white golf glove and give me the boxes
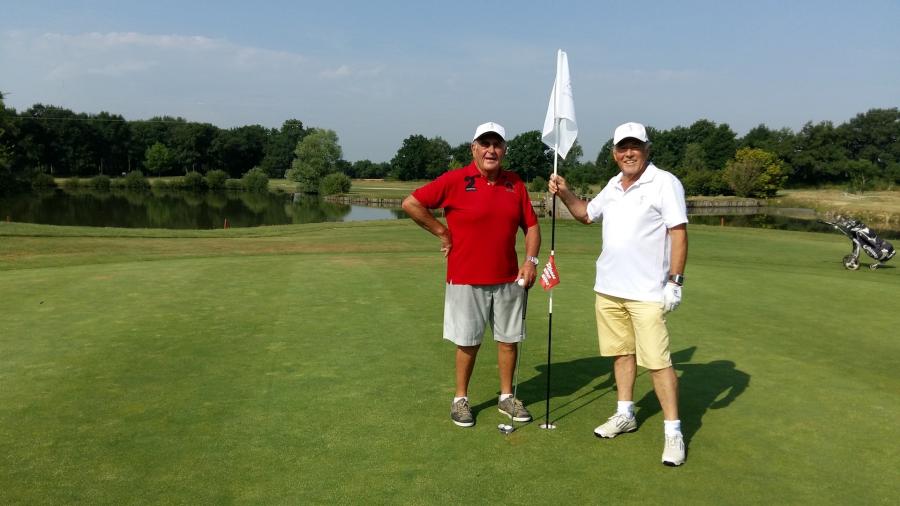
[663,282,682,313]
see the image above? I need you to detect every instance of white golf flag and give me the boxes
[541,49,578,160]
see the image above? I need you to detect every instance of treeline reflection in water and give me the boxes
[688,207,899,240]
[2,188,897,239]
[0,188,406,229]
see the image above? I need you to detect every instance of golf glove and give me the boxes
[663,282,682,313]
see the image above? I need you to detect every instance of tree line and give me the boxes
[1,92,897,197]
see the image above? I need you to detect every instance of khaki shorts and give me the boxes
[443,282,525,346]
[595,292,672,370]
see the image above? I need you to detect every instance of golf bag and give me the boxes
[820,216,896,270]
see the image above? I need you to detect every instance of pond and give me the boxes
[0,188,405,229]
[1,188,897,240]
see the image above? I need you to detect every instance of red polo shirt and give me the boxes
[412,162,538,285]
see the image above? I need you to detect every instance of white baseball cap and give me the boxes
[472,122,506,142]
[613,122,649,145]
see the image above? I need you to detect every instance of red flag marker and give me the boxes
[540,254,560,291]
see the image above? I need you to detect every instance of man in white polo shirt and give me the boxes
[548,122,688,467]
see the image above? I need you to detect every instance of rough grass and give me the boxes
[1,219,898,504]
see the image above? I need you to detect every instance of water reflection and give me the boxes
[690,211,899,240]
[0,189,408,229]
[3,189,896,238]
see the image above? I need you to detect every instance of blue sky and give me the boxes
[2,0,898,163]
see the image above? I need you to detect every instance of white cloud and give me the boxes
[2,30,306,83]
[320,64,352,79]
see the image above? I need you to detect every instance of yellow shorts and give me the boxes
[594,292,672,370]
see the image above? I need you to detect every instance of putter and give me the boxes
[499,284,528,435]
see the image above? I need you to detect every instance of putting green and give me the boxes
[1,220,897,503]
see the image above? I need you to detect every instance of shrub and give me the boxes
[123,170,150,190]
[682,169,728,196]
[241,168,269,192]
[182,171,206,191]
[319,172,352,196]
[225,179,244,190]
[32,173,57,189]
[722,148,787,198]
[89,175,111,191]
[152,180,173,191]
[205,169,228,191]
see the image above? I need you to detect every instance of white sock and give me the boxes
[453,396,468,403]
[499,393,513,402]
[617,401,634,418]
[664,419,682,436]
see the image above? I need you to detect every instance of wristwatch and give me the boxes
[668,274,684,286]
[526,256,540,266]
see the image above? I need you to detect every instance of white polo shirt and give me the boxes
[586,163,688,303]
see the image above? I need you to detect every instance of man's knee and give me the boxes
[458,344,480,355]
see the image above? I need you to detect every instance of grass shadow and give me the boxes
[469,355,615,425]
[469,345,750,439]
[634,346,751,443]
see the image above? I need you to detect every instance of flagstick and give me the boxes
[541,115,561,431]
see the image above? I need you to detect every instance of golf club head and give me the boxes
[539,423,557,430]
[497,423,515,434]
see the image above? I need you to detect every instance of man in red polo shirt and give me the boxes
[402,121,541,428]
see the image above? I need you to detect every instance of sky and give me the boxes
[2,0,899,163]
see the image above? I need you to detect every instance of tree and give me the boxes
[288,128,343,193]
[739,124,797,178]
[79,111,132,176]
[144,142,174,176]
[259,119,306,178]
[129,116,186,174]
[839,108,900,185]
[645,125,689,171]
[450,142,473,167]
[687,119,737,171]
[390,135,450,181]
[787,121,848,185]
[505,130,552,182]
[0,92,19,194]
[679,143,707,175]
[351,159,390,179]
[210,125,268,178]
[845,159,880,193]
[170,122,218,174]
[557,140,583,175]
[594,139,619,183]
[722,148,787,198]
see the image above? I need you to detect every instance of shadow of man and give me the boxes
[469,355,615,423]
[634,346,750,443]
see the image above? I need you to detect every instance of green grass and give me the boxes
[1,220,898,504]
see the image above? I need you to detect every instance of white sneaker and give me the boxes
[662,433,686,466]
[593,412,637,438]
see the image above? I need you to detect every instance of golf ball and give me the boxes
[517,278,526,287]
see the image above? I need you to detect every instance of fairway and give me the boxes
[1,220,897,504]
